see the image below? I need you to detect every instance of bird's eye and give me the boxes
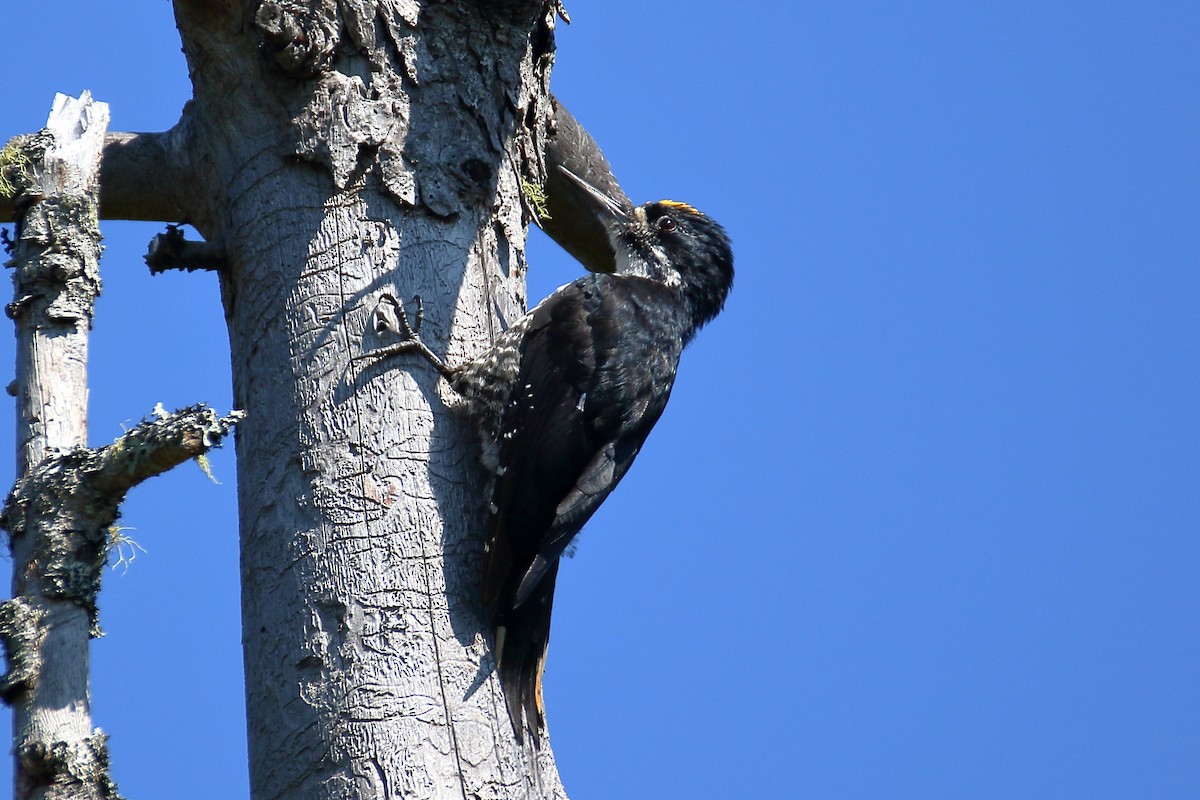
[657,216,677,233]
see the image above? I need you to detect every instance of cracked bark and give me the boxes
[3,101,622,276]
[1,92,244,800]
[3,92,115,800]
[169,1,577,797]
[0,3,633,797]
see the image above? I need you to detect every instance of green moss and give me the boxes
[521,177,552,222]
[0,138,33,199]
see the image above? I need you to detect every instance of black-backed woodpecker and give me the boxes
[369,167,734,741]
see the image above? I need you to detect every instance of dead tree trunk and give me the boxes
[1,93,242,800]
[167,2,568,796]
[4,92,113,800]
[0,2,629,795]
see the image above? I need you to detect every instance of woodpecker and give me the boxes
[368,167,734,741]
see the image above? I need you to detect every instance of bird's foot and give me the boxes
[359,294,454,379]
[384,293,424,340]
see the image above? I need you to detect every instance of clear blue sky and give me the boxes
[3,2,1198,798]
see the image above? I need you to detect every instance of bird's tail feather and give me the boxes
[496,562,559,745]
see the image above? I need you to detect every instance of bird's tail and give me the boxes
[496,561,559,745]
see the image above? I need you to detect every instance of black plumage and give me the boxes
[369,168,734,741]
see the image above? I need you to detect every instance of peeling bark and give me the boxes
[2,128,197,226]
[171,1,571,796]
[2,93,243,800]
[3,91,111,800]
[3,99,621,280]
[0,4,636,796]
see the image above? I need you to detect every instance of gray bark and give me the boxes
[1,105,623,276]
[170,1,570,796]
[4,92,114,800]
[0,3,631,796]
[0,92,243,800]
[1,100,624,276]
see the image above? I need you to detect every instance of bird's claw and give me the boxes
[381,293,424,342]
[361,293,455,380]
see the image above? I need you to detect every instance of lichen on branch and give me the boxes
[1,405,244,631]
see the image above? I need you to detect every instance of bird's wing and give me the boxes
[483,277,675,611]
[479,279,597,610]
[510,432,650,608]
[480,275,681,739]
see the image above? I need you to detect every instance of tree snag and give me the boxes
[2,3,638,796]
[171,1,572,796]
[2,92,243,800]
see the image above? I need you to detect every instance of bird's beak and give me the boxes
[557,166,633,225]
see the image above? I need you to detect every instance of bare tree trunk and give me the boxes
[168,1,568,796]
[3,93,114,800]
[2,94,245,799]
[0,3,627,795]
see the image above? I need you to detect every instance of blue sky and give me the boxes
[3,2,1198,798]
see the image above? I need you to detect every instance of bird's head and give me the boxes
[558,167,734,334]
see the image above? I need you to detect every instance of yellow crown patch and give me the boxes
[659,199,702,216]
